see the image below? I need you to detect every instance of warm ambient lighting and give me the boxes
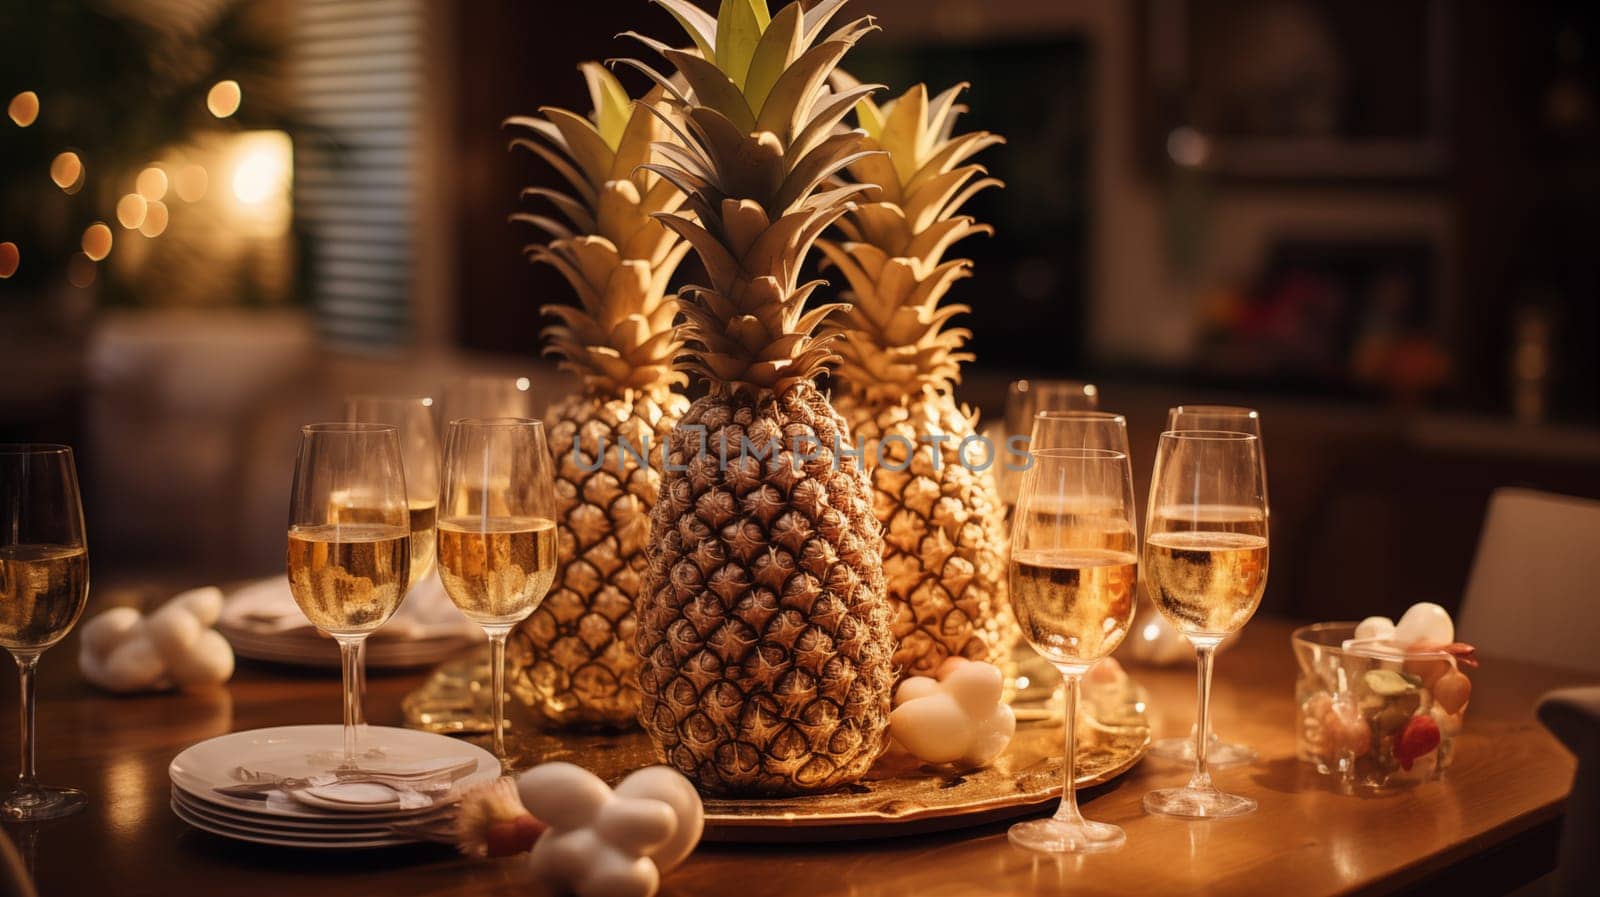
[233,149,285,204]
[116,193,148,229]
[515,377,532,392]
[139,200,169,238]
[207,80,242,118]
[81,223,113,261]
[8,91,39,127]
[0,243,18,278]
[173,164,208,203]
[66,252,96,288]
[226,131,292,236]
[50,152,84,192]
[137,166,169,200]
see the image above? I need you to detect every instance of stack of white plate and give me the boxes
[169,725,498,849]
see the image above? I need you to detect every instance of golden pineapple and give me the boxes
[818,82,1016,678]
[626,0,896,795]
[504,63,691,729]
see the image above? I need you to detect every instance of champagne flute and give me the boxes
[1008,448,1139,853]
[0,445,90,820]
[999,380,1100,508]
[344,396,441,726]
[1142,431,1268,818]
[1029,410,1127,454]
[287,423,410,768]
[438,418,556,765]
[1148,405,1264,766]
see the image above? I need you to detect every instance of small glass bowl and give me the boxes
[1292,622,1469,793]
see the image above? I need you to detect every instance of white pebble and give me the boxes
[79,607,142,656]
[1355,616,1396,641]
[1394,602,1454,647]
[166,629,234,687]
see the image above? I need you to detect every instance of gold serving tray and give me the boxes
[403,651,1149,842]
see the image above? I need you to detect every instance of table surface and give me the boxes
[0,614,1587,897]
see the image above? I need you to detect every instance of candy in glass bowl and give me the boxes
[1292,607,1477,793]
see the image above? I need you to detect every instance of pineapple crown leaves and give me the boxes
[506,62,690,394]
[612,0,888,399]
[817,79,1005,403]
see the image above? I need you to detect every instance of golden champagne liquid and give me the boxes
[407,501,437,584]
[0,544,89,650]
[1143,531,1268,637]
[1009,548,1138,667]
[436,516,557,628]
[286,523,409,636]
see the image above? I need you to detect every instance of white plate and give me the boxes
[172,798,414,850]
[172,791,405,840]
[217,624,476,670]
[170,725,496,821]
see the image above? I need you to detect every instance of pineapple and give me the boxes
[503,63,691,729]
[817,82,1014,678]
[625,0,897,795]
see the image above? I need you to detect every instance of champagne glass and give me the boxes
[1148,405,1264,766]
[999,380,1100,508]
[287,423,410,767]
[1029,410,1127,454]
[1142,431,1268,818]
[344,396,441,726]
[1008,448,1139,853]
[438,418,556,765]
[1,445,90,820]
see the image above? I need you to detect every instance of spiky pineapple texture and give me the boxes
[626,0,898,795]
[818,82,1015,676]
[505,64,691,727]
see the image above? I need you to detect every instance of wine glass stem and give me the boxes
[1055,668,1085,824]
[487,630,508,760]
[12,652,39,793]
[353,639,366,727]
[1189,642,1219,791]
[336,637,363,767]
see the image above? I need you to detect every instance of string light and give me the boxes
[116,194,148,229]
[136,166,169,200]
[207,80,241,118]
[139,200,169,238]
[82,223,113,261]
[67,253,96,288]
[0,243,18,278]
[50,152,84,192]
[8,92,39,127]
[173,164,208,202]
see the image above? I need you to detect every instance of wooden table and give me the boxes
[0,617,1586,897]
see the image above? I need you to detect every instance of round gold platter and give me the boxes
[404,651,1150,842]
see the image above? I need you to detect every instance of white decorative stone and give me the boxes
[1393,602,1454,648]
[518,762,703,897]
[1355,615,1396,641]
[889,657,1017,768]
[78,587,234,693]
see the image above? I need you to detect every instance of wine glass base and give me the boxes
[1008,816,1126,854]
[1,785,86,821]
[1143,786,1257,818]
[1149,735,1258,766]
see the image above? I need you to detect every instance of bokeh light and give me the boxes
[137,166,169,200]
[207,80,242,118]
[139,200,170,238]
[0,243,19,278]
[82,223,114,261]
[117,193,149,229]
[8,91,39,127]
[67,252,96,288]
[50,151,84,192]
[174,164,209,202]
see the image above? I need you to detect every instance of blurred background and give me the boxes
[2,0,1597,621]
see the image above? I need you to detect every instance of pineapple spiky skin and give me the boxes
[509,387,688,729]
[636,384,894,796]
[834,391,1015,677]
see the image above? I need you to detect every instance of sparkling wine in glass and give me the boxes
[1142,430,1268,818]
[345,396,441,586]
[1008,448,1139,853]
[1,445,91,820]
[287,423,410,767]
[1147,405,1265,767]
[438,418,556,765]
